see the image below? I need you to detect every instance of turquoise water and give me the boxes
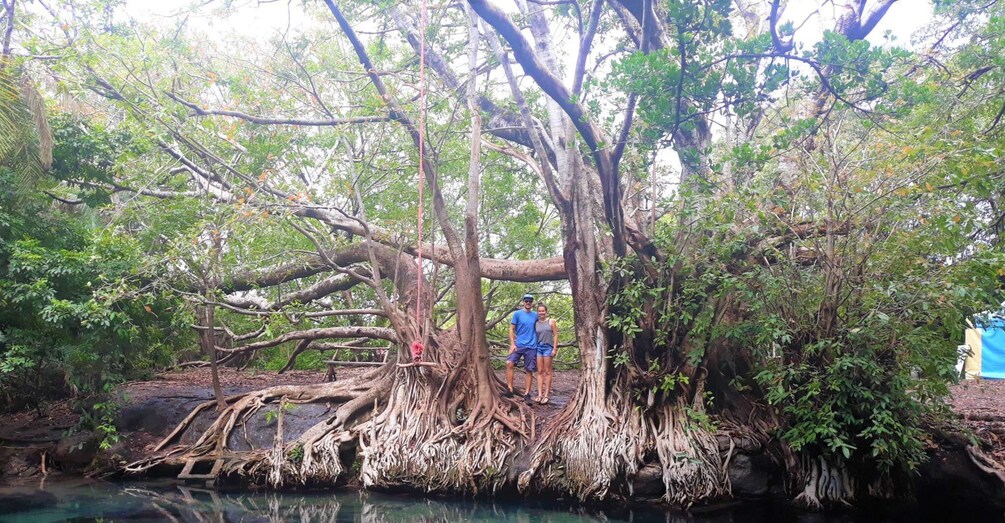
[0,477,984,522]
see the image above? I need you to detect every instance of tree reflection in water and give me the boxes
[112,483,644,522]
[1,479,846,522]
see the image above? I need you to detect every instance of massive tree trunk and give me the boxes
[348,1,527,492]
[128,0,530,492]
[468,0,728,504]
[117,0,919,509]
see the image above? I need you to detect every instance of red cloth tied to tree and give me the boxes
[410,340,424,364]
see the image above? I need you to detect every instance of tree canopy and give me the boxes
[2,0,1005,509]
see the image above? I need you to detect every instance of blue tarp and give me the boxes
[981,318,1005,379]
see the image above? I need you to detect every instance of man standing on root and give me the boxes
[506,293,538,404]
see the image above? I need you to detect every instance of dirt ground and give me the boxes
[498,367,581,439]
[948,378,1005,462]
[0,368,327,444]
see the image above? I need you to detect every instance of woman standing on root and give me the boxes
[534,303,558,404]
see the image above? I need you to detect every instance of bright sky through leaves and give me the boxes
[127,0,933,51]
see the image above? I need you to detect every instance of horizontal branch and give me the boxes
[69,179,203,200]
[215,296,384,319]
[217,325,398,355]
[744,220,856,267]
[314,343,390,351]
[166,92,391,127]
[224,241,567,292]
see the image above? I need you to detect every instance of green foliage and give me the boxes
[686,395,717,432]
[610,350,630,369]
[7,0,1003,495]
[264,402,295,425]
[261,345,326,372]
[754,342,927,469]
[75,384,123,450]
[604,52,1002,477]
[0,63,51,197]
[592,3,1005,483]
[610,173,977,475]
[287,444,304,465]
[48,114,145,206]
[0,131,191,411]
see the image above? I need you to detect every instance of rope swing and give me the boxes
[410,0,429,366]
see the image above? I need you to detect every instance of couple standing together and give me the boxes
[506,293,558,405]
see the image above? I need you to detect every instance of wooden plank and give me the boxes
[178,457,223,481]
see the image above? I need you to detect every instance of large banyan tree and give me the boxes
[28,0,1005,509]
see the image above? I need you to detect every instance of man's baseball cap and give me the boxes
[522,294,534,301]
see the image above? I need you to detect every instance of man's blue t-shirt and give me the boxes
[511,309,538,348]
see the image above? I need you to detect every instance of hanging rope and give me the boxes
[412,0,428,365]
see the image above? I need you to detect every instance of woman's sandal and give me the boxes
[540,397,550,405]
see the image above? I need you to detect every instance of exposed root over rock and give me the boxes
[123,366,389,486]
[360,364,526,494]
[122,338,530,496]
[519,365,728,505]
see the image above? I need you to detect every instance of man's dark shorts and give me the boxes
[508,346,537,372]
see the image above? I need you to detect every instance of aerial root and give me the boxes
[519,381,727,505]
[123,364,527,494]
[967,445,1005,484]
[652,401,726,505]
[359,370,524,494]
[122,380,368,479]
[792,454,856,509]
[519,388,644,499]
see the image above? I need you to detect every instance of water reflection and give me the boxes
[112,485,648,522]
[0,479,654,522]
[0,477,943,523]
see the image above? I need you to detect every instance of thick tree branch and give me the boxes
[769,0,793,53]
[574,0,605,95]
[385,4,557,165]
[222,237,567,293]
[468,0,606,157]
[44,191,83,205]
[483,23,569,210]
[845,0,898,41]
[611,92,637,170]
[469,0,628,255]
[214,298,385,319]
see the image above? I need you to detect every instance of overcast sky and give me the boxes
[125,0,935,51]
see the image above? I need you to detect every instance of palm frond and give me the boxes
[0,65,20,161]
[0,63,50,194]
[20,75,52,170]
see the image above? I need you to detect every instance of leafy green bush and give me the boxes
[0,120,191,412]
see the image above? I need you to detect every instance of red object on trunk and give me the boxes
[411,340,424,364]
